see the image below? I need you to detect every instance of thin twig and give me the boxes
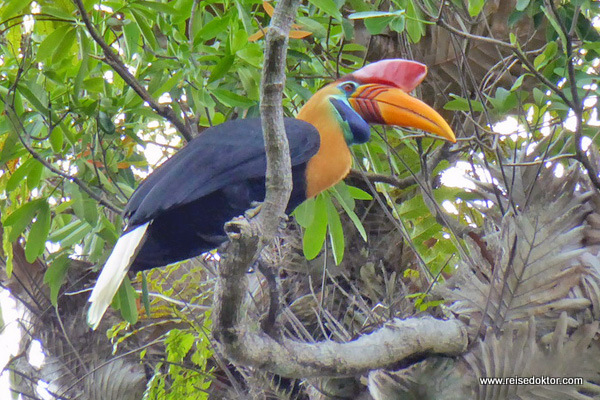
[72,0,193,142]
[2,58,122,214]
[347,169,416,190]
[435,17,574,109]
[546,0,600,190]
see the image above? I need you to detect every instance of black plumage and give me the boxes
[124,118,320,270]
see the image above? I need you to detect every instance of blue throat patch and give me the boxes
[329,97,371,145]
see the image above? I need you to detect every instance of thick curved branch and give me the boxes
[72,0,193,142]
[227,317,466,378]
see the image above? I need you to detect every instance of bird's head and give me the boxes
[298,59,456,145]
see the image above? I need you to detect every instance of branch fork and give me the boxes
[212,0,468,380]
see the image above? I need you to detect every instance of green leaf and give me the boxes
[398,194,428,219]
[345,0,372,11]
[237,68,260,100]
[364,16,394,35]
[37,25,72,61]
[533,87,546,105]
[27,160,44,191]
[142,272,151,318]
[331,187,368,242]
[347,185,373,200]
[98,111,116,134]
[341,18,355,40]
[130,9,158,50]
[194,16,228,42]
[18,82,48,114]
[74,32,90,103]
[292,197,316,227]
[69,184,99,226]
[237,43,263,67]
[390,15,406,33]
[302,195,328,260]
[151,70,184,98]
[209,55,235,82]
[533,53,546,70]
[44,254,70,306]
[2,0,30,20]
[405,1,426,43]
[444,94,484,112]
[510,74,527,91]
[122,19,141,58]
[0,134,24,167]
[42,6,76,21]
[488,87,517,113]
[56,220,92,248]
[325,196,344,265]
[534,42,558,71]
[50,129,64,154]
[544,41,558,59]
[114,276,139,325]
[4,199,45,243]
[541,6,568,50]
[132,1,179,15]
[2,231,13,277]
[81,77,104,93]
[230,29,248,54]
[6,158,35,192]
[52,27,77,64]
[516,0,530,11]
[165,329,196,363]
[468,0,485,16]
[297,16,328,38]
[212,89,256,108]
[233,0,252,32]
[49,218,85,241]
[307,0,342,20]
[25,202,51,262]
[348,11,403,19]
[332,182,355,210]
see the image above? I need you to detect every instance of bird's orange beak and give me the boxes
[349,84,456,143]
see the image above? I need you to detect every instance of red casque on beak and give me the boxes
[348,59,456,143]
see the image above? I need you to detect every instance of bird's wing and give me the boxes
[124,118,320,227]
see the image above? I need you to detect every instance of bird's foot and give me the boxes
[245,201,262,219]
[224,216,253,240]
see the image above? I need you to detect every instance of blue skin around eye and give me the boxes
[329,97,371,145]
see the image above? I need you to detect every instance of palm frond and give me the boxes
[464,314,600,400]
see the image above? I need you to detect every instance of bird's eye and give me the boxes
[340,82,356,94]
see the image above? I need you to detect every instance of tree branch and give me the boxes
[213,0,300,357]
[72,0,193,142]
[213,0,469,377]
[347,169,417,190]
[224,316,467,378]
[435,15,574,109]
[2,78,122,214]
[545,0,600,191]
[256,0,299,241]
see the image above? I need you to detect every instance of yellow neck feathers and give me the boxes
[297,84,353,198]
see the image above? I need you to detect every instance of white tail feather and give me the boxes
[87,222,149,330]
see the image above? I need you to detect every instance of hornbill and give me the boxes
[87,59,455,329]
